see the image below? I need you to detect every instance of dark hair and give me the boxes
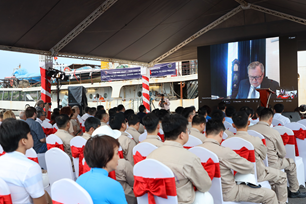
[50,112,60,125]
[175,107,184,115]
[25,107,36,118]
[95,110,107,120]
[192,114,206,126]
[211,109,224,123]
[0,119,31,152]
[218,101,226,111]
[84,136,119,168]
[274,104,284,113]
[55,114,70,129]
[162,114,188,140]
[85,107,90,113]
[97,105,104,111]
[124,109,134,120]
[109,108,117,119]
[182,107,194,119]
[117,104,125,112]
[109,112,125,130]
[201,105,211,115]
[85,117,101,132]
[225,106,236,117]
[206,120,225,136]
[256,106,265,117]
[128,114,140,126]
[88,107,96,116]
[142,113,159,133]
[259,108,274,121]
[240,106,254,117]
[139,105,146,113]
[60,106,72,116]
[232,111,249,129]
[198,107,207,117]
[0,111,3,119]
[37,110,46,119]
[53,108,60,115]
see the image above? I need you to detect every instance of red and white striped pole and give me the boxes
[39,55,53,119]
[141,67,150,113]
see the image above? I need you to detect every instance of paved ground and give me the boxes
[288,186,306,204]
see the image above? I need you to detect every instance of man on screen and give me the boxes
[236,61,280,99]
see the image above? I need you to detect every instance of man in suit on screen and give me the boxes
[236,61,280,99]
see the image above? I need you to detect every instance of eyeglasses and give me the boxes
[248,74,263,81]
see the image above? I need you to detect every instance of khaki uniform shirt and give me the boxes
[227,131,268,181]
[118,132,137,166]
[248,121,287,169]
[138,123,145,134]
[55,129,74,169]
[199,139,254,194]
[116,159,135,198]
[147,141,211,204]
[126,127,141,144]
[190,127,205,143]
[142,135,163,147]
[82,132,91,140]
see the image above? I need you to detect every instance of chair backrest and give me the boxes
[297,119,306,127]
[0,177,11,196]
[223,121,232,130]
[227,125,237,134]
[51,178,93,204]
[273,126,296,159]
[70,136,87,178]
[188,147,223,204]
[0,144,4,155]
[46,134,63,145]
[222,132,228,140]
[25,148,38,158]
[133,159,178,204]
[285,122,306,131]
[133,142,158,156]
[247,130,269,166]
[139,130,148,142]
[125,131,133,139]
[45,148,74,185]
[272,118,284,127]
[183,135,202,149]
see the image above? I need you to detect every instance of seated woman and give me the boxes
[0,118,48,204]
[77,135,127,204]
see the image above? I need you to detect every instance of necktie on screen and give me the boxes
[251,87,256,98]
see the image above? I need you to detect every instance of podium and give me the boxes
[256,88,275,108]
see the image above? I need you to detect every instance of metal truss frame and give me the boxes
[50,0,118,56]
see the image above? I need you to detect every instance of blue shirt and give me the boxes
[26,118,45,152]
[225,117,233,124]
[77,168,127,204]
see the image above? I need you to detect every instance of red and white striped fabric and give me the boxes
[141,67,150,113]
[39,57,52,119]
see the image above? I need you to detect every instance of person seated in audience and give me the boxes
[141,113,163,147]
[198,107,208,119]
[82,117,101,140]
[109,107,118,121]
[252,106,265,124]
[50,111,59,126]
[97,105,104,111]
[25,107,47,153]
[147,113,212,203]
[117,104,126,113]
[0,111,3,125]
[76,136,128,204]
[71,109,82,136]
[210,109,234,137]
[19,111,26,121]
[200,105,212,120]
[3,110,16,120]
[54,114,74,165]
[95,109,109,126]
[240,106,254,120]
[225,106,236,124]
[110,113,136,166]
[249,108,306,198]
[81,107,90,121]
[217,101,226,116]
[273,104,290,125]
[93,125,136,204]
[175,106,184,115]
[36,110,54,137]
[126,114,141,143]
[229,111,288,203]
[72,105,84,125]
[182,107,195,131]
[201,120,278,204]
[60,106,78,136]
[137,105,146,124]
[190,114,206,142]
[35,110,46,125]
[0,119,49,204]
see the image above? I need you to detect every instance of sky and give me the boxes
[0,50,100,79]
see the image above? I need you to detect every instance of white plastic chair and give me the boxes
[223,132,228,141]
[70,136,87,178]
[45,148,75,185]
[247,130,269,167]
[228,125,237,134]
[276,124,306,186]
[0,144,4,155]
[25,147,38,160]
[133,159,178,204]
[297,119,306,127]
[125,131,134,139]
[224,121,232,130]
[272,118,284,127]
[184,135,202,149]
[46,134,64,148]
[139,129,148,142]
[133,142,158,165]
[51,178,93,204]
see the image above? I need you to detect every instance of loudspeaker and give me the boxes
[68,86,88,115]
[282,112,301,122]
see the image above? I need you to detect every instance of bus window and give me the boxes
[25,91,36,101]
[0,91,3,100]
[3,91,11,101]
[12,91,25,101]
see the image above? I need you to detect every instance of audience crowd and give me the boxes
[0,101,306,204]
